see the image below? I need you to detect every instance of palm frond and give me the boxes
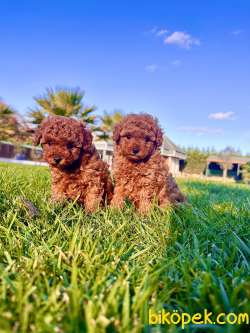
[30,87,95,124]
[96,110,123,141]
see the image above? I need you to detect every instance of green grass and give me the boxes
[0,162,249,333]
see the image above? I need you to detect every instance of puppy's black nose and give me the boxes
[132,147,140,155]
[54,156,62,164]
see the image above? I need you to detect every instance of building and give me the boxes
[0,141,43,161]
[95,136,186,176]
[206,155,250,180]
[160,136,186,175]
[94,140,114,166]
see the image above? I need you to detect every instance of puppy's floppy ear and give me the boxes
[33,127,42,145]
[113,122,123,144]
[33,117,51,145]
[80,122,93,150]
[155,125,163,148]
[33,122,46,145]
[83,128,93,150]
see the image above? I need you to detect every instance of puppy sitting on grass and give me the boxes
[111,113,186,215]
[34,116,113,212]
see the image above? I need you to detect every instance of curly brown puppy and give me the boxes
[111,113,185,214]
[34,116,113,212]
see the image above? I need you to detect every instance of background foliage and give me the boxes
[242,162,250,184]
[1,89,250,178]
[183,148,209,175]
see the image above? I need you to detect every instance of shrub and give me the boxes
[242,162,250,184]
[184,149,208,175]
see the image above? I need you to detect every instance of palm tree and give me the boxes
[96,110,123,141]
[80,105,97,126]
[28,87,97,125]
[0,99,19,141]
[0,99,33,143]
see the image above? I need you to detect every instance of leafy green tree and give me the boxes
[242,162,250,184]
[96,110,123,141]
[220,146,242,156]
[28,87,97,125]
[0,99,32,143]
[183,147,209,175]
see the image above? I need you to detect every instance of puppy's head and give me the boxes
[34,116,92,169]
[113,113,163,162]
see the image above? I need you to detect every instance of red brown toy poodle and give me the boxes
[34,116,113,212]
[111,113,186,214]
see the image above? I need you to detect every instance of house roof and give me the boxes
[207,155,250,165]
[161,136,186,159]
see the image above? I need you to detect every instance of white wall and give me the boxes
[165,157,180,176]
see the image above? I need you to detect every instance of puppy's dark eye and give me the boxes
[125,134,131,139]
[67,143,74,149]
[145,136,151,143]
[47,141,52,146]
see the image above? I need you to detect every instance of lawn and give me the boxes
[0,162,249,333]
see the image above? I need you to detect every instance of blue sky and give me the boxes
[1,0,250,152]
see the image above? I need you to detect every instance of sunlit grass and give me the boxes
[0,163,249,333]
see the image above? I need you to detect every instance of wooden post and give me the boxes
[103,149,107,163]
[205,162,210,177]
[236,163,240,176]
[223,164,227,178]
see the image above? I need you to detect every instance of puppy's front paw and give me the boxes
[137,201,152,216]
[110,196,125,209]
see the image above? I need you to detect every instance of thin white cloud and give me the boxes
[242,131,250,139]
[171,59,182,66]
[241,131,250,146]
[149,27,169,37]
[156,29,169,36]
[145,64,158,73]
[178,126,223,136]
[149,26,158,34]
[208,111,236,120]
[232,29,244,36]
[164,31,200,49]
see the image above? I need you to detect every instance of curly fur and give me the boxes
[34,116,113,212]
[111,113,186,214]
